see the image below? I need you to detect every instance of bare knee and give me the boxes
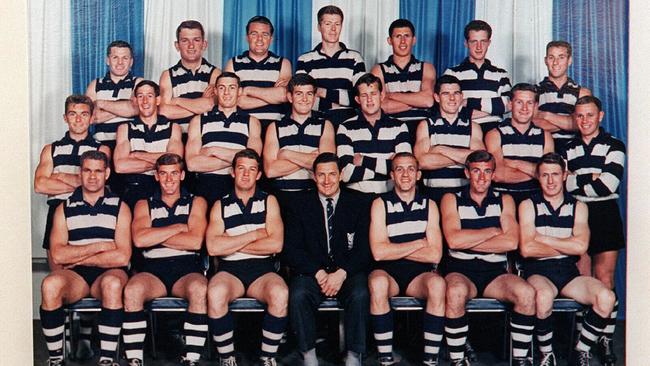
[513,284,536,314]
[594,288,616,316]
[186,278,208,307]
[100,274,125,307]
[535,288,555,318]
[41,275,66,308]
[368,275,390,301]
[446,282,469,315]
[208,282,232,314]
[123,281,147,311]
[425,277,446,305]
[266,283,289,316]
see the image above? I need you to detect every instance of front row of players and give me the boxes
[40,147,615,366]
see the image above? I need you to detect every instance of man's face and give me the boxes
[390,156,420,193]
[106,46,133,78]
[388,27,415,58]
[155,163,185,196]
[135,85,160,118]
[318,14,343,44]
[289,84,316,115]
[434,83,463,116]
[537,163,567,198]
[574,103,604,139]
[175,28,207,63]
[314,161,341,198]
[355,82,384,117]
[465,30,491,63]
[64,103,92,135]
[544,46,572,79]
[466,161,495,194]
[80,158,108,194]
[510,90,537,125]
[247,22,272,57]
[231,157,261,191]
[216,77,240,109]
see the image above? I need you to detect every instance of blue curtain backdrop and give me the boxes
[71,0,145,94]
[553,0,628,319]
[399,0,474,75]
[222,0,312,69]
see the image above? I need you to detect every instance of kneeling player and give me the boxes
[368,152,445,366]
[122,153,208,366]
[206,149,288,366]
[519,153,615,366]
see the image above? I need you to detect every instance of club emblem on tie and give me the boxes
[346,232,355,250]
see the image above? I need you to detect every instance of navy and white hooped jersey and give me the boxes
[383,190,429,244]
[273,114,327,191]
[199,108,251,176]
[126,116,172,182]
[379,55,430,123]
[168,58,217,133]
[494,119,545,192]
[64,187,121,246]
[93,72,139,145]
[336,112,411,194]
[530,192,578,261]
[421,107,474,189]
[231,51,287,122]
[144,189,197,259]
[564,128,626,202]
[219,189,269,261]
[451,187,507,263]
[296,43,366,111]
[49,133,103,202]
[443,57,511,126]
[537,76,581,142]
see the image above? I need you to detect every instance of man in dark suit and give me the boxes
[283,152,371,366]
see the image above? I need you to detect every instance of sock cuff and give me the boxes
[535,316,553,331]
[124,310,146,322]
[371,310,394,333]
[39,306,65,328]
[511,311,535,326]
[444,314,467,328]
[262,312,288,332]
[585,308,608,330]
[423,312,445,332]
[209,311,234,335]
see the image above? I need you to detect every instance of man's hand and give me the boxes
[592,173,600,181]
[353,153,363,166]
[320,269,347,297]
[203,85,216,98]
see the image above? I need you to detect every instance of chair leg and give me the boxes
[68,312,76,361]
[338,311,345,353]
[148,311,158,359]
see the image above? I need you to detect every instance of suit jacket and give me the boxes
[282,188,371,277]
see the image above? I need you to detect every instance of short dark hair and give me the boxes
[464,20,492,40]
[155,153,185,171]
[391,152,418,170]
[537,152,566,174]
[246,15,274,36]
[546,40,572,58]
[317,5,344,23]
[64,94,94,115]
[288,74,317,93]
[106,40,133,57]
[134,80,160,97]
[511,83,539,102]
[575,95,602,112]
[176,20,205,40]
[465,150,495,169]
[80,150,109,169]
[232,148,262,170]
[216,71,241,87]
[354,73,383,93]
[312,152,341,172]
[434,75,462,94]
[388,19,415,37]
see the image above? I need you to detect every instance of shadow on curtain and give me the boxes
[71,0,145,94]
[399,0,474,76]
[222,0,312,68]
[553,0,628,319]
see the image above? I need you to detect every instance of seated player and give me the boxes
[519,153,616,366]
[122,153,208,366]
[368,152,445,366]
[40,151,131,366]
[440,150,535,366]
[206,149,288,366]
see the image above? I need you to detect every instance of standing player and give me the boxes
[368,152,445,366]
[485,83,554,205]
[185,72,263,206]
[40,151,131,366]
[519,153,616,366]
[534,41,591,153]
[224,15,292,135]
[296,5,366,126]
[371,18,436,144]
[564,96,625,365]
[444,20,511,134]
[440,150,535,366]
[206,149,288,366]
[414,75,484,203]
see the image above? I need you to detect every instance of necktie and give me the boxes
[326,198,334,254]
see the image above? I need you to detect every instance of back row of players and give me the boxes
[34,5,625,366]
